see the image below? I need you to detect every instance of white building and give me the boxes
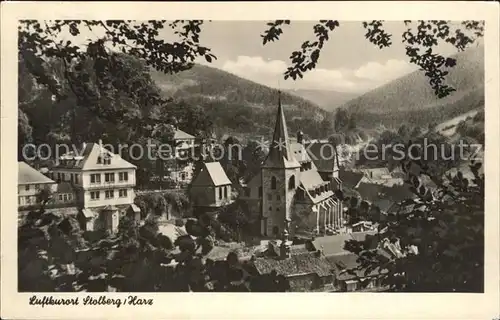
[18,161,57,207]
[51,142,140,232]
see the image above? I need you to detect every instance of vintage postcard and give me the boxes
[1,1,499,319]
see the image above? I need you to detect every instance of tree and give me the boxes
[334,108,351,132]
[342,150,484,292]
[261,20,484,98]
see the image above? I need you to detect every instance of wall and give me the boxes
[291,202,317,235]
[51,170,83,186]
[18,182,57,207]
[83,188,135,208]
[190,185,216,207]
[261,167,300,237]
[287,273,318,292]
[81,168,136,189]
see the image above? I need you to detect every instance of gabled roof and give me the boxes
[262,92,300,169]
[53,142,136,171]
[290,142,312,163]
[192,162,232,187]
[339,168,364,190]
[18,162,55,185]
[174,129,195,140]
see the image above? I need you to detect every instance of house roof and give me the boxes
[339,169,364,190]
[326,253,385,280]
[53,142,136,171]
[357,182,415,205]
[191,162,232,187]
[18,162,55,185]
[309,231,379,256]
[174,129,195,140]
[253,252,335,277]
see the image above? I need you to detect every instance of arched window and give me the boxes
[224,186,228,198]
[272,226,279,236]
[288,176,296,190]
[219,187,222,200]
[271,176,277,190]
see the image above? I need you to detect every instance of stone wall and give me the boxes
[261,167,300,237]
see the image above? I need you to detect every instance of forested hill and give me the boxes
[149,64,333,139]
[340,45,484,129]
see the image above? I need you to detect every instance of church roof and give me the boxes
[191,162,232,187]
[262,92,300,169]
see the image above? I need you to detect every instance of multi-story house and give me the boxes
[51,141,140,232]
[18,162,79,222]
[18,161,58,208]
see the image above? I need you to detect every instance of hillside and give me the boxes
[150,64,334,140]
[150,64,327,119]
[286,88,359,112]
[341,45,484,128]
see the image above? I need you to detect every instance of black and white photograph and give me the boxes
[1,1,499,319]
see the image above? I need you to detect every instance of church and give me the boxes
[241,93,344,238]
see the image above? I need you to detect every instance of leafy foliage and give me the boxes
[261,20,484,98]
[342,149,484,292]
[18,208,284,292]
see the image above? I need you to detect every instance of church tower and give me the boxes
[260,91,301,238]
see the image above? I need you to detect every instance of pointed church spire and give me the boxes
[263,90,300,168]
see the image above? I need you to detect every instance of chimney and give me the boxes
[297,130,304,144]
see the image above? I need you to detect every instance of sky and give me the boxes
[164,21,461,93]
[58,20,463,94]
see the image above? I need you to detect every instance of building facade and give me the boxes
[51,141,140,233]
[190,161,233,210]
[242,94,344,238]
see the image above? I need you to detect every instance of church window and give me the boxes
[224,186,228,198]
[288,176,296,190]
[271,176,277,190]
[272,226,279,236]
[276,194,281,201]
[297,189,304,200]
[219,187,222,200]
